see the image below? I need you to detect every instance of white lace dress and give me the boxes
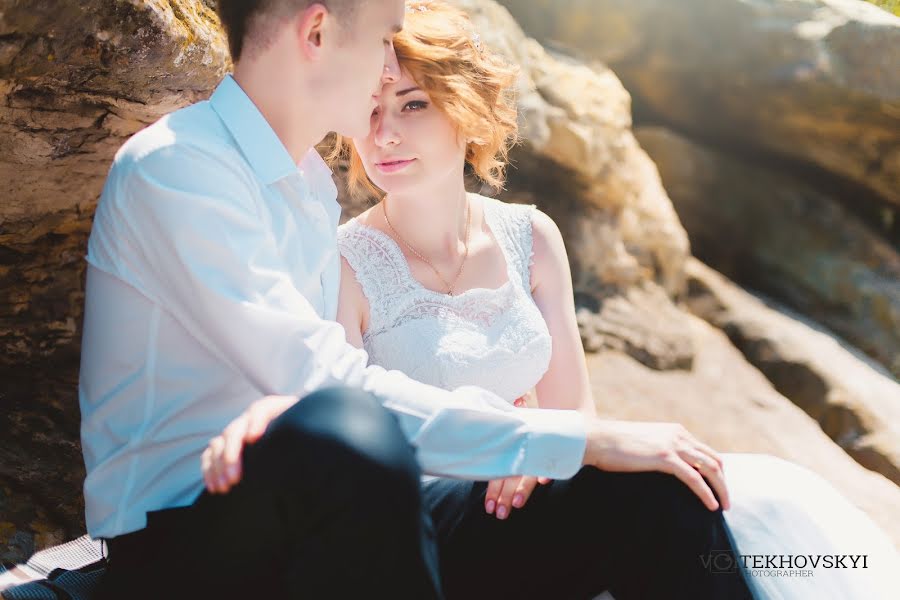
[337,196,900,600]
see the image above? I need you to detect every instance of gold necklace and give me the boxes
[382,197,472,296]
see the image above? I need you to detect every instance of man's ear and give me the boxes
[295,3,329,60]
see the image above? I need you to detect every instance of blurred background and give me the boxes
[1,0,898,564]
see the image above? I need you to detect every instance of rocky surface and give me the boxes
[498,0,900,213]
[455,0,691,300]
[498,0,900,379]
[0,0,228,375]
[635,125,900,379]
[684,257,900,486]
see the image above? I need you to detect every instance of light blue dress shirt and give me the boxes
[79,74,587,539]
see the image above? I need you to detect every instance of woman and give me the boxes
[333,2,899,599]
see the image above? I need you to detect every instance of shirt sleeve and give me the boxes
[87,145,588,481]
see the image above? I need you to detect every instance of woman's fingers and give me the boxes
[670,457,719,511]
[485,478,504,515]
[512,476,539,509]
[486,476,544,519]
[691,439,724,471]
[494,477,519,520]
[687,449,730,510]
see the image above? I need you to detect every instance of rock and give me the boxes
[451,0,691,299]
[0,0,228,371]
[588,313,900,550]
[576,283,694,371]
[0,368,85,563]
[634,125,900,379]
[684,257,900,485]
[497,0,900,219]
[0,0,228,564]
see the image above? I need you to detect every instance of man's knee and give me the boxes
[245,386,422,496]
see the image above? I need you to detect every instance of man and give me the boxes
[79,1,756,598]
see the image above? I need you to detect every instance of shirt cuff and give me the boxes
[517,407,588,480]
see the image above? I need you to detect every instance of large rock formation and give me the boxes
[497,0,900,379]
[635,125,900,377]
[684,257,900,486]
[0,0,228,372]
[498,0,900,211]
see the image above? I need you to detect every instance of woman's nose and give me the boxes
[373,113,401,147]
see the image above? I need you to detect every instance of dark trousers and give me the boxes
[98,386,756,600]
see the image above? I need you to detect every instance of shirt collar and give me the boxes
[209,74,299,185]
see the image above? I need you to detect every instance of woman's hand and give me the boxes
[484,475,553,519]
[583,419,729,511]
[483,394,551,519]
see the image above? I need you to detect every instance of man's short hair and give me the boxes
[215,0,358,61]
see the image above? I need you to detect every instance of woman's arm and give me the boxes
[336,255,370,349]
[529,209,597,417]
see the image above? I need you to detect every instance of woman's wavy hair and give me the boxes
[328,0,520,201]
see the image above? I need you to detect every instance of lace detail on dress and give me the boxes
[483,198,536,291]
[336,196,551,402]
[336,221,419,328]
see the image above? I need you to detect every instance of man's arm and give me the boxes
[91,146,587,483]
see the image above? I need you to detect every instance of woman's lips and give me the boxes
[375,158,416,174]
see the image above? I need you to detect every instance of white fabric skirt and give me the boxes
[719,453,900,600]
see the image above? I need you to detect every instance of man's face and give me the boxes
[324,0,404,139]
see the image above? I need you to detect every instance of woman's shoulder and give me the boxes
[476,194,566,289]
[337,207,388,247]
[337,206,408,288]
[476,194,560,250]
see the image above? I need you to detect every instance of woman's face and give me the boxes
[353,69,466,197]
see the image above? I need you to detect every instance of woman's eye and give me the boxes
[404,100,428,112]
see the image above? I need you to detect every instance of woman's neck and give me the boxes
[382,178,476,259]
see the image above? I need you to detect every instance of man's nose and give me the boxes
[382,41,401,85]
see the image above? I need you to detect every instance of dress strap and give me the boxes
[483,197,536,291]
[337,219,417,330]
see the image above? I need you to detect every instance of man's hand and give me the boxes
[583,419,730,511]
[201,394,298,494]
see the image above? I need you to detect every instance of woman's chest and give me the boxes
[363,289,552,400]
